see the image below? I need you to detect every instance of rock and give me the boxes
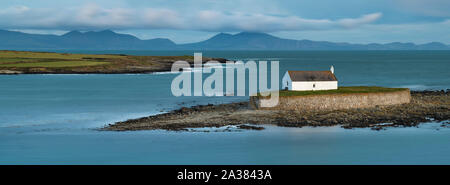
[237,125,265,130]
[0,70,23,74]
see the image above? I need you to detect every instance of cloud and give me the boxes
[337,13,382,28]
[0,4,382,32]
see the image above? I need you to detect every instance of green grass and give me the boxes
[0,58,37,63]
[0,61,109,67]
[0,50,118,68]
[0,50,220,73]
[258,86,408,97]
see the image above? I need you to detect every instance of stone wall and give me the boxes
[250,89,411,111]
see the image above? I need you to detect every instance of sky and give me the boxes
[0,0,449,44]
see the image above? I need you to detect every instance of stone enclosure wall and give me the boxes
[250,89,411,111]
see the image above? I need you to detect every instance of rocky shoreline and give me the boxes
[103,90,450,131]
[0,70,23,74]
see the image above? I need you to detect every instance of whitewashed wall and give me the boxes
[292,81,337,91]
[282,72,292,90]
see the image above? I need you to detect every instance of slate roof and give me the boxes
[287,71,337,81]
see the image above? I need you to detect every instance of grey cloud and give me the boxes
[0,4,382,32]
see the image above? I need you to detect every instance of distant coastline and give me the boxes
[0,50,227,74]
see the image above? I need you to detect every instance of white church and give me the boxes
[282,66,338,91]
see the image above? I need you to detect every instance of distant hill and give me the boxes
[181,32,450,50]
[0,29,175,50]
[0,29,449,50]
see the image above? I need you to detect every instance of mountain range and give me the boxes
[1,29,449,50]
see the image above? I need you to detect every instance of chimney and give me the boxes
[330,65,334,74]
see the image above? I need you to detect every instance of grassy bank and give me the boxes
[0,50,223,74]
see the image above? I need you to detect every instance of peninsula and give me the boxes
[0,50,226,74]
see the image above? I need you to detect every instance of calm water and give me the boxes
[0,51,449,164]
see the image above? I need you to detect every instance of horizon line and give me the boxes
[2,29,450,46]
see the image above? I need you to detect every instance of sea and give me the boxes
[0,50,449,164]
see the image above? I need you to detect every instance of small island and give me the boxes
[104,87,449,131]
[0,50,226,74]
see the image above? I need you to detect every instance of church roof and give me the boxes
[287,71,337,81]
